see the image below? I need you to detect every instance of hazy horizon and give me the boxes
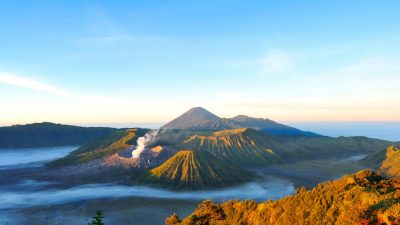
[1,1,400,125]
[2,120,399,142]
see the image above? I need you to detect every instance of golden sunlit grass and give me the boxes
[167,170,400,225]
[380,146,400,178]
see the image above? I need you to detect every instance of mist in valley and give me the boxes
[0,146,369,225]
[0,146,293,224]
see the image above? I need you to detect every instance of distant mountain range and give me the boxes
[0,107,315,149]
[0,122,116,148]
[161,107,319,136]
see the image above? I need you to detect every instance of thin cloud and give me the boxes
[0,73,69,97]
[0,73,144,104]
[261,50,294,73]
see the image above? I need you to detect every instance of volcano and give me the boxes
[103,145,177,170]
[48,129,177,170]
[144,150,254,189]
[160,107,240,130]
[161,107,318,136]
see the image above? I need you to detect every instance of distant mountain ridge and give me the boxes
[161,107,319,136]
[230,115,317,136]
[0,122,116,148]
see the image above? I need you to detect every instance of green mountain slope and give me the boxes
[271,135,394,160]
[143,150,254,189]
[0,122,116,148]
[167,170,400,225]
[363,145,400,178]
[48,128,148,167]
[179,128,392,165]
[179,128,283,166]
[48,124,392,172]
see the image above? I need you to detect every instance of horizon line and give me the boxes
[2,120,400,128]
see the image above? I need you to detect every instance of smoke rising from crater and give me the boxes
[131,130,159,158]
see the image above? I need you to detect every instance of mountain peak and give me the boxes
[233,115,250,119]
[185,107,218,119]
[187,106,208,112]
[161,107,220,129]
[161,107,319,136]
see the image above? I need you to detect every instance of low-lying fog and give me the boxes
[0,146,77,168]
[0,146,367,225]
[0,177,294,210]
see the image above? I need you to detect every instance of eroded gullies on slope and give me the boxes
[40,107,396,191]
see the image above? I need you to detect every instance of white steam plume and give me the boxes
[131,130,159,158]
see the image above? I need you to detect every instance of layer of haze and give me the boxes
[1,0,400,124]
[288,122,400,142]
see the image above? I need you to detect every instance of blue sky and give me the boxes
[1,0,400,125]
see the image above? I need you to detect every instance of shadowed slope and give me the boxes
[167,170,400,225]
[144,150,254,189]
[0,122,116,148]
